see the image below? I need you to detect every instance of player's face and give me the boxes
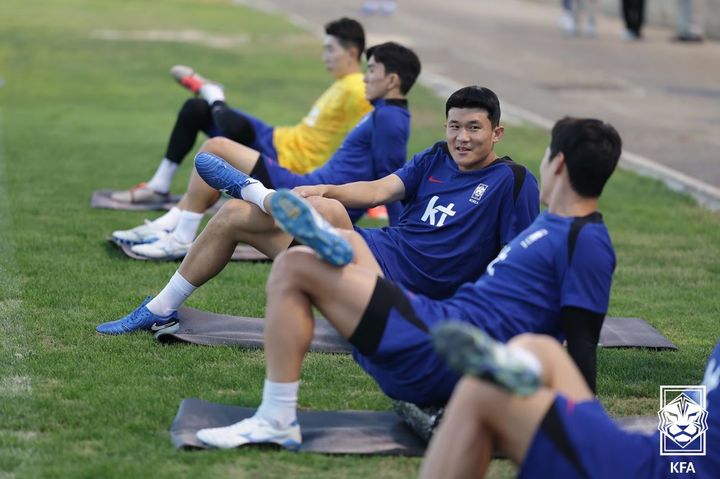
[364,56,393,101]
[445,108,502,171]
[322,35,356,79]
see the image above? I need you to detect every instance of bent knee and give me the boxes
[267,247,318,291]
[209,199,253,228]
[306,196,351,228]
[201,136,235,155]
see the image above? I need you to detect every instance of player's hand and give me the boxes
[293,185,329,198]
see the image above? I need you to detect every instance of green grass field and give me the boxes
[1,0,719,477]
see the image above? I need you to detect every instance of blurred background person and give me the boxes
[622,0,645,40]
[675,0,705,42]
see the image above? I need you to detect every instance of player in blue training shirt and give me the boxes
[189,117,619,450]
[109,42,417,261]
[420,325,720,479]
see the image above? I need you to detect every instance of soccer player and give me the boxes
[190,117,620,450]
[420,323,720,479]
[96,85,539,335]
[111,17,371,204]
[111,41,419,260]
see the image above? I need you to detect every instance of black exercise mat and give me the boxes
[92,190,227,213]
[170,398,426,455]
[169,398,657,455]
[108,239,270,262]
[156,309,676,351]
[91,189,182,211]
[155,307,348,351]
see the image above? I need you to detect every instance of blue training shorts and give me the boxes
[519,395,665,479]
[349,277,462,407]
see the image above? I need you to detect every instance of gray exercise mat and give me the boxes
[92,190,227,213]
[155,309,676,351]
[108,239,270,262]
[169,398,657,455]
[170,398,426,455]
[156,307,348,351]
[91,189,182,211]
[598,317,677,350]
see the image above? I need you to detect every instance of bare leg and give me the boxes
[420,378,556,479]
[177,199,292,286]
[263,247,381,382]
[509,334,593,401]
[420,334,594,478]
[203,136,262,173]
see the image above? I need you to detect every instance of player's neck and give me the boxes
[547,191,599,217]
[334,62,362,79]
[381,90,405,101]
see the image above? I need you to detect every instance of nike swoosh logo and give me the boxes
[428,176,444,183]
[151,320,178,331]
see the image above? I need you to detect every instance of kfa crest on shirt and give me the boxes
[421,195,456,227]
[469,183,488,204]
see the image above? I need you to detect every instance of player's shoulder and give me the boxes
[567,213,614,264]
[373,102,410,127]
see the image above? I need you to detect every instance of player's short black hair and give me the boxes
[325,17,365,60]
[366,42,421,95]
[549,117,622,198]
[445,86,501,127]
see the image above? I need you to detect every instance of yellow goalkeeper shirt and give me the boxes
[273,72,372,174]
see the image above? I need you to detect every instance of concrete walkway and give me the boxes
[240,0,720,208]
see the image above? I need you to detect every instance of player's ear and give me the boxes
[387,72,401,92]
[492,125,505,143]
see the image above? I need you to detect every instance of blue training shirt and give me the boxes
[445,210,616,340]
[303,98,410,224]
[357,141,540,299]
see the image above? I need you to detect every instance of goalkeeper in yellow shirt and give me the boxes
[113,17,372,204]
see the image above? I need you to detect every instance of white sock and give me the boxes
[241,182,274,214]
[147,158,178,194]
[147,271,197,317]
[149,206,182,231]
[199,83,225,105]
[255,379,299,429]
[172,210,204,244]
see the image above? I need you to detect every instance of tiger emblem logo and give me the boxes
[657,392,708,448]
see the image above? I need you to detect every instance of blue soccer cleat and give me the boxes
[194,151,258,199]
[432,322,541,396]
[96,296,179,336]
[269,189,353,267]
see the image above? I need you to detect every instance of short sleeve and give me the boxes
[561,227,616,314]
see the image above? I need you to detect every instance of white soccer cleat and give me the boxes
[112,220,169,246]
[196,415,302,450]
[130,234,191,260]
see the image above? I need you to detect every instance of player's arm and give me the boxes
[561,308,605,394]
[372,108,410,225]
[294,174,406,209]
